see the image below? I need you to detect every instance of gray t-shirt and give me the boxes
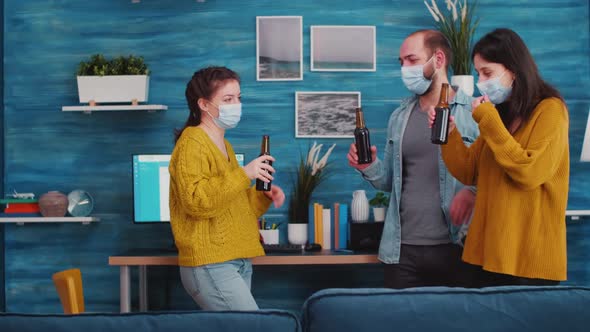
[399,103,450,245]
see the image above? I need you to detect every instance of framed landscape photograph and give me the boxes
[311,25,376,72]
[295,91,361,138]
[256,16,303,81]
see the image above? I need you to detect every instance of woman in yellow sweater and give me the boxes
[169,66,285,310]
[428,28,569,286]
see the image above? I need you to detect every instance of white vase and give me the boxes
[351,190,370,223]
[451,75,474,96]
[373,207,386,222]
[288,223,308,245]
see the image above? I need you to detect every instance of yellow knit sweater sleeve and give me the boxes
[247,186,272,218]
[173,136,251,218]
[472,98,569,190]
[441,128,484,186]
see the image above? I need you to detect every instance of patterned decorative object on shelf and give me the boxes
[351,190,370,223]
[39,191,68,217]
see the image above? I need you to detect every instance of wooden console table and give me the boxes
[109,249,380,313]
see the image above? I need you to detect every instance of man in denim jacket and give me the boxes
[348,30,479,288]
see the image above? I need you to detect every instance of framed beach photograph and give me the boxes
[311,26,376,72]
[256,16,303,81]
[295,91,361,138]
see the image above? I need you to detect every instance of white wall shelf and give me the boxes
[0,217,100,226]
[566,210,590,220]
[61,104,167,114]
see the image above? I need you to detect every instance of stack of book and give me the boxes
[0,198,41,216]
[308,202,348,250]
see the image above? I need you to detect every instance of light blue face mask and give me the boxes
[476,70,513,104]
[207,102,242,129]
[401,56,436,95]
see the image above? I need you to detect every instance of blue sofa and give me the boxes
[302,286,590,332]
[0,310,300,332]
[1,286,589,332]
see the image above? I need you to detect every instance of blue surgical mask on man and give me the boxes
[206,102,242,129]
[476,70,513,104]
[401,56,436,95]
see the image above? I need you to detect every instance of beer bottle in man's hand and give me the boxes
[431,83,451,144]
[354,107,372,164]
[256,135,272,191]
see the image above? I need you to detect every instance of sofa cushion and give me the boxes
[0,310,300,332]
[302,286,590,332]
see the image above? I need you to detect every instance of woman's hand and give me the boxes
[264,185,285,208]
[347,143,377,170]
[243,155,275,182]
[450,188,476,226]
[471,94,491,110]
[427,106,456,134]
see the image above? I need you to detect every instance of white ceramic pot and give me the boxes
[451,75,474,96]
[373,207,386,222]
[288,223,308,245]
[77,75,150,103]
[351,190,370,223]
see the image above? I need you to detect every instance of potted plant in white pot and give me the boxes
[369,191,389,222]
[288,141,336,245]
[424,0,479,96]
[76,54,150,105]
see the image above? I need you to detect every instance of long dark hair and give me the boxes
[472,28,564,129]
[174,66,240,143]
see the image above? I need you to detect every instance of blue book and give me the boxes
[339,204,348,249]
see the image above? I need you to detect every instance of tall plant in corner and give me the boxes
[424,0,479,76]
[288,142,336,224]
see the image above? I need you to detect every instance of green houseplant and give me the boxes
[424,0,479,95]
[369,191,389,222]
[287,142,336,245]
[76,54,150,104]
[77,54,149,76]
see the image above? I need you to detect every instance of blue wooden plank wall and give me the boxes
[0,0,4,313]
[2,0,590,313]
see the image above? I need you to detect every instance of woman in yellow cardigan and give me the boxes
[429,28,569,286]
[169,66,285,310]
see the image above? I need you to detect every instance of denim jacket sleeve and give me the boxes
[357,102,408,193]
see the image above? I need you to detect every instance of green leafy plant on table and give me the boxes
[288,142,336,224]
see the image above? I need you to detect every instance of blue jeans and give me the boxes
[179,259,258,311]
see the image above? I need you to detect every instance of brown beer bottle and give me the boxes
[431,83,451,144]
[255,135,272,191]
[354,107,372,164]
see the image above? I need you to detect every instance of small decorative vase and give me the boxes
[351,190,370,223]
[39,191,68,217]
[373,207,386,222]
[288,223,308,245]
[451,75,474,96]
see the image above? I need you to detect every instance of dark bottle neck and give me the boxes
[260,135,270,154]
[438,83,449,108]
[355,107,366,128]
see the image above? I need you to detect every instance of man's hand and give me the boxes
[347,143,377,170]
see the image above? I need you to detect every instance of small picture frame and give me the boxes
[295,91,361,138]
[311,25,376,72]
[256,16,303,81]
